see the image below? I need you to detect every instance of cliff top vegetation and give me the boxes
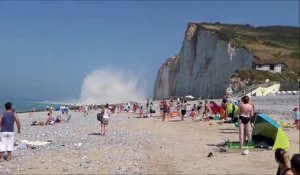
[198,22,299,74]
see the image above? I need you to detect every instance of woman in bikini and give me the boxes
[238,96,254,148]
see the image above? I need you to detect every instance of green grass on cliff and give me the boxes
[237,69,299,83]
[201,23,300,74]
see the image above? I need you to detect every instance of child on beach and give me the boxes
[162,101,168,122]
[293,108,300,130]
[202,100,210,121]
[139,106,144,118]
[191,108,197,121]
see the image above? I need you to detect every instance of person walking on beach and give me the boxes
[146,99,150,113]
[162,101,168,122]
[275,148,294,175]
[84,105,89,116]
[238,96,254,148]
[0,102,21,162]
[100,104,111,136]
[181,100,187,121]
[149,102,154,117]
[293,107,300,130]
[202,100,210,121]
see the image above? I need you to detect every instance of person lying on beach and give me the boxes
[31,121,45,126]
[275,148,294,175]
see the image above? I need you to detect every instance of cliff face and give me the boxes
[153,23,255,100]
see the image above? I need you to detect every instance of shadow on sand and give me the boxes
[88,133,101,136]
[219,131,239,134]
[219,128,238,131]
[168,119,184,122]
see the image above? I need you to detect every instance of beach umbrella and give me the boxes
[252,114,289,150]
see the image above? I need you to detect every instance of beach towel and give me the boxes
[210,101,219,114]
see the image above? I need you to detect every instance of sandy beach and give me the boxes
[0,95,299,174]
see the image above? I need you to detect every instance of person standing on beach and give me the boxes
[202,100,210,121]
[293,107,300,130]
[146,99,149,113]
[84,105,89,116]
[100,104,111,136]
[238,96,254,148]
[181,100,187,121]
[0,102,21,161]
[169,100,174,116]
[149,102,154,117]
[162,101,168,122]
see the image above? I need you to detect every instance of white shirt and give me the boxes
[103,108,111,119]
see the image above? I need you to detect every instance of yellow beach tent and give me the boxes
[252,114,290,150]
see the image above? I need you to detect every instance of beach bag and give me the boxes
[97,112,104,121]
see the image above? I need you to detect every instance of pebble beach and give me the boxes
[0,95,299,174]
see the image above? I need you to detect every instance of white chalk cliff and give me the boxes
[153,23,255,100]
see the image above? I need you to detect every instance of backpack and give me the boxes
[97,112,104,121]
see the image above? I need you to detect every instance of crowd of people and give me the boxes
[0,94,299,175]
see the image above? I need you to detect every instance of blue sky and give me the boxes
[0,1,299,102]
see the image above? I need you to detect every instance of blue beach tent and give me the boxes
[252,114,290,150]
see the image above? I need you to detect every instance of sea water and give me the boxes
[0,97,63,113]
